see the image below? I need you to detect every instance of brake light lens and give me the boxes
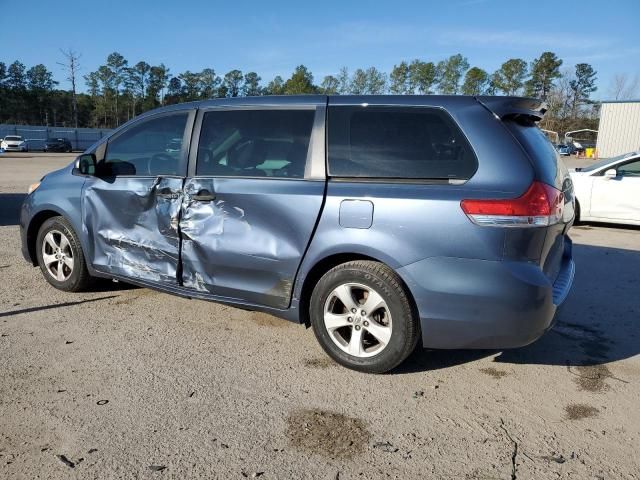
[461,181,564,227]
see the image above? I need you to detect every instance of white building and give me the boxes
[596,100,640,158]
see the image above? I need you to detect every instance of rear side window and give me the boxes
[328,106,477,180]
[196,109,315,178]
[505,119,567,188]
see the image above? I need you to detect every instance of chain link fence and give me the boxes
[0,124,113,152]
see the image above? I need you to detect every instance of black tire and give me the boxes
[36,216,92,292]
[574,199,581,224]
[310,260,420,373]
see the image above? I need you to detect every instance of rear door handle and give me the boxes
[156,187,180,199]
[192,189,216,202]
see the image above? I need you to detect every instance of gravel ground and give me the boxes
[1,153,639,479]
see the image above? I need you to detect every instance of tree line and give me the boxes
[0,50,612,136]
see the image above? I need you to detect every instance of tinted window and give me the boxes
[327,106,477,180]
[618,159,640,177]
[196,109,315,178]
[103,113,188,176]
[505,119,568,188]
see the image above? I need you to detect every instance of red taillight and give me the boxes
[461,181,564,227]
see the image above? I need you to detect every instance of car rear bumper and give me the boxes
[397,238,574,349]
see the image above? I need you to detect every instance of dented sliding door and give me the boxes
[179,105,326,309]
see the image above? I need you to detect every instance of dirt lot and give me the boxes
[1,153,639,479]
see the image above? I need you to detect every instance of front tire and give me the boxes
[310,261,420,373]
[36,216,92,292]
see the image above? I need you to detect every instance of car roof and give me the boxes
[138,94,541,115]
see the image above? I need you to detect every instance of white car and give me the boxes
[570,152,640,226]
[1,135,29,152]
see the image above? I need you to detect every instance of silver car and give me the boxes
[1,135,29,152]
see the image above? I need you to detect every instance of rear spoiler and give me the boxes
[475,96,547,122]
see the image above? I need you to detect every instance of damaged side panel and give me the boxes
[180,177,324,309]
[83,176,184,284]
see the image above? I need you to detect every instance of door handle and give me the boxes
[156,187,179,199]
[192,189,216,202]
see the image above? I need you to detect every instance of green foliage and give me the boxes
[320,75,339,94]
[243,72,262,96]
[199,68,221,99]
[223,69,244,97]
[492,59,527,95]
[283,65,317,94]
[147,64,170,107]
[337,67,350,94]
[265,76,285,95]
[409,60,437,94]
[570,63,597,110]
[389,61,410,94]
[26,64,57,92]
[6,61,27,90]
[437,54,469,94]
[365,67,386,94]
[350,68,368,94]
[525,52,562,100]
[0,50,600,129]
[461,67,489,96]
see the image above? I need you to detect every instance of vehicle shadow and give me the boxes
[395,242,640,374]
[88,278,141,292]
[574,222,640,232]
[0,193,27,226]
[0,295,119,318]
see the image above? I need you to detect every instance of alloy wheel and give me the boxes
[323,282,392,358]
[41,230,74,282]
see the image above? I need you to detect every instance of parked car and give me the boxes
[570,152,640,226]
[44,138,73,153]
[20,95,576,373]
[1,135,28,152]
[555,144,573,156]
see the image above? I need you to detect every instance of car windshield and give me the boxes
[580,153,639,172]
[5,136,22,141]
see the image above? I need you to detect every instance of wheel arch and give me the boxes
[297,252,418,328]
[26,209,67,266]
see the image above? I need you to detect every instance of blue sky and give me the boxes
[3,0,639,98]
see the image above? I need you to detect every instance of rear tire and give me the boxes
[36,216,92,292]
[310,260,420,373]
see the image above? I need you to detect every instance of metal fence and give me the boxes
[0,124,113,152]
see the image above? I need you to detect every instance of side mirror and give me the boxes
[74,153,96,175]
[604,168,617,179]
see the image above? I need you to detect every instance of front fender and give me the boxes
[20,165,88,269]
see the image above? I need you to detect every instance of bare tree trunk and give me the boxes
[58,49,81,128]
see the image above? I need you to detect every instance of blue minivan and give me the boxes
[20,95,575,373]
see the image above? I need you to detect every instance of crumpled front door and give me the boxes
[82,176,184,284]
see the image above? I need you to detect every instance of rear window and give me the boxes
[505,119,567,188]
[328,106,477,180]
